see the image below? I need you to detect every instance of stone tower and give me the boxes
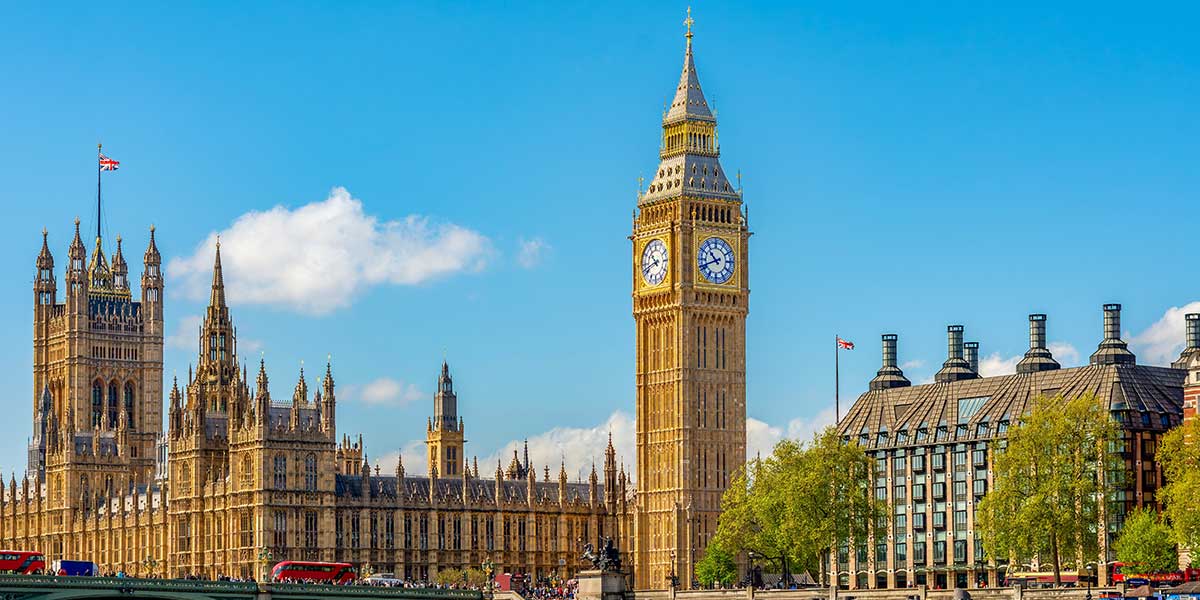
[426,361,465,477]
[631,12,749,590]
[32,218,163,496]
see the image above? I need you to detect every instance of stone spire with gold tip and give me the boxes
[111,236,129,292]
[640,7,738,206]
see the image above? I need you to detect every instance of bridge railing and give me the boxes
[0,575,482,600]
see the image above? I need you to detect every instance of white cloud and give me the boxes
[166,315,203,350]
[1047,342,1080,367]
[240,338,264,353]
[481,411,635,483]
[747,406,837,461]
[167,187,492,315]
[900,359,925,370]
[343,378,424,408]
[1129,301,1200,366]
[517,237,549,269]
[376,440,428,478]
[976,341,1079,377]
[977,352,1021,377]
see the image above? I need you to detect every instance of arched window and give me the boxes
[179,464,191,494]
[241,455,253,487]
[107,381,119,427]
[273,454,287,489]
[91,381,103,427]
[124,382,136,430]
[305,454,317,491]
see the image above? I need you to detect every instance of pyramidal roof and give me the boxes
[665,20,714,124]
[640,11,740,205]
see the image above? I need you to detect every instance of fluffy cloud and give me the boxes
[375,406,839,482]
[517,237,549,269]
[481,411,636,483]
[167,187,492,315]
[976,342,1080,377]
[166,315,203,350]
[1129,301,1200,366]
[342,378,425,408]
[900,359,925,370]
[746,406,837,461]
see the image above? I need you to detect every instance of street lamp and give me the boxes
[668,550,679,591]
[1086,564,1094,600]
[258,547,274,582]
[746,551,758,589]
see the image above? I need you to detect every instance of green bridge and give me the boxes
[0,576,482,600]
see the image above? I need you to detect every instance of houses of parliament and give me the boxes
[0,15,750,591]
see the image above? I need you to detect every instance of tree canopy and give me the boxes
[1158,415,1200,556]
[1114,507,1178,575]
[975,392,1122,584]
[695,543,738,589]
[712,426,886,585]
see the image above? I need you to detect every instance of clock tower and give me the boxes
[631,12,749,590]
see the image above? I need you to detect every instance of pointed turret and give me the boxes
[396,453,405,479]
[604,432,618,512]
[558,460,568,506]
[87,233,115,293]
[321,357,336,433]
[111,236,129,292]
[34,228,56,308]
[291,366,307,429]
[210,239,227,309]
[66,218,88,307]
[141,225,164,326]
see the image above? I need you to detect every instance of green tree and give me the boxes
[1114,507,1178,575]
[463,568,488,588]
[976,393,1122,585]
[695,543,738,588]
[434,568,465,586]
[713,426,887,586]
[1159,416,1200,555]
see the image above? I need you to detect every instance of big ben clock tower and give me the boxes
[631,10,749,590]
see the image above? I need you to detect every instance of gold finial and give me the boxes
[684,6,694,41]
[149,224,155,233]
[98,143,102,150]
[637,175,645,194]
[42,227,47,237]
[737,169,743,190]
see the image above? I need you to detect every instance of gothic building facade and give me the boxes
[4,228,626,581]
[837,306,1198,590]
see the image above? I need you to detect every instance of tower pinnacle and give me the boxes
[210,238,226,309]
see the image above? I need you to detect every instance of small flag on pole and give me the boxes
[837,337,855,350]
[99,154,120,171]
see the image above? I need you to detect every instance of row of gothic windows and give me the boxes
[91,380,136,429]
[271,453,319,491]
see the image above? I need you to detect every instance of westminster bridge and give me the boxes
[0,576,482,600]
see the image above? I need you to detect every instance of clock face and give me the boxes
[696,237,735,284]
[641,239,669,286]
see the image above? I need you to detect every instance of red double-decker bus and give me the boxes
[0,551,45,574]
[1112,563,1200,585]
[270,561,355,584]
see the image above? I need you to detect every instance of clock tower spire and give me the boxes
[631,10,749,590]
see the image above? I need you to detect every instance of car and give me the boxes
[364,573,403,586]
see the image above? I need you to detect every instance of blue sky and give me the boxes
[1,2,1198,479]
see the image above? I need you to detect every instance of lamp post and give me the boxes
[669,550,679,591]
[257,547,274,582]
[747,551,758,589]
[482,555,495,594]
[141,556,158,579]
[1086,564,1094,600]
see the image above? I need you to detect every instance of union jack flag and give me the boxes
[99,154,120,171]
[837,337,854,350]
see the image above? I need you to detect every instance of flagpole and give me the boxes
[96,143,102,240]
[835,335,840,425]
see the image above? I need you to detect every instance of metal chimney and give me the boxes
[1017,314,1060,373]
[1172,313,1200,369]
[936,325,978,383]
[870,334,911,391]
[964,342,979,374]
[1090,303,1136,366]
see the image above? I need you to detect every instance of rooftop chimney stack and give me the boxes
[1172,313,1200,369]
[1017,313,1060,373]
[964,342,980,374]
[935,325,978,383]
[870,334,911,390]
[1090,303,1136,366]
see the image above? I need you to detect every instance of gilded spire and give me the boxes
[143,225,161,265]
[68,218,86,262]
[210,238,227,309]
[37,228,53,269]
[112,236,129,291]
[666,7,712,124]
